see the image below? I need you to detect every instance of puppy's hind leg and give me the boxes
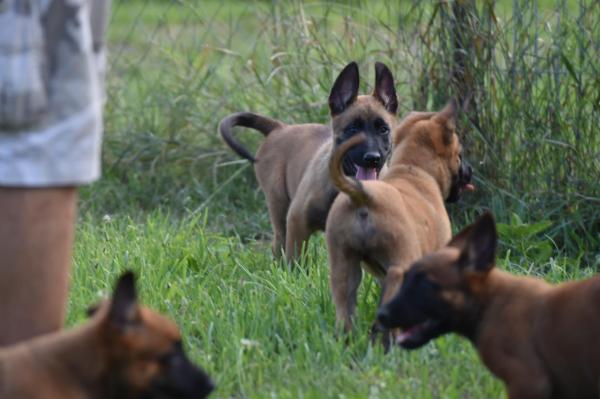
[264,190,289,259]
[329,246,363,333]
[284,199,314,262]
[375,263,413,351]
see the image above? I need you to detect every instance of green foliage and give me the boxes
[68,211,591,397]
[70,212,504,398]
[497,213,553,262]
[69,1,600,397]
[82,0,599,261]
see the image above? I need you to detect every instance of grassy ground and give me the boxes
[67,211,593,398]
[69,0,599,397]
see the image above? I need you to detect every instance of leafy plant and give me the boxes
[497,213,553,263]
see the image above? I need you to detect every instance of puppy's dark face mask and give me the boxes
[328,61,398,181]
[141,342,215,399]
[338,116,392,180]
[376,263,454,349]
[447,153,474,203]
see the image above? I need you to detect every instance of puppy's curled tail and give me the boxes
[330,133,370,206]
[219,112,284,163]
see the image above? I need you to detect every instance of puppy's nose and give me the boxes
[460,160,472,181]
[376,307,391,327]
[363,151,382,167]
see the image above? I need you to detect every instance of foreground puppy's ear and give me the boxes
[373,62,398,114]
[433,99,458,144]
[329,62,359,116]
[458,212,497,273]
[109,271,140,328]
[447,220,477,250]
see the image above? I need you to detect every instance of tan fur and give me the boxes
[253,122,332,259]
[0,306,176,398]
[220,63,399,261]
[326,102,464,331]
[329,134,369,206]
[0,275,212,398]
[474,270,600,399]
[282,96,397,259]
[411,233,600,398]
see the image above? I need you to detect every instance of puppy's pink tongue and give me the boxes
[395,324,423,345]
[464,183,475,192]
[355,166,377,181]
[396,331,411,345]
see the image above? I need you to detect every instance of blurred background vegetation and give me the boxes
[69,3,598,395]
[83,0,599,265]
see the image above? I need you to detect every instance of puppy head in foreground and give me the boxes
[377,212,496,349]
[393,100,474,202]
[328,61,398,181]
[93,272,214,398]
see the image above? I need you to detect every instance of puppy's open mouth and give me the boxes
[447,178,475,203]
[396,319,443,349]
[355,165,378,181]
[462,182,475,192]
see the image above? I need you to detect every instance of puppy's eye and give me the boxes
[378,125,389,135]
[347,125,358,135]
[158,341,183,365]
[419,277,440,293]
[158,352,174,365]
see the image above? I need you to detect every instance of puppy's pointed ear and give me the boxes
[433,99,458,144]
[329,62,359,116]
[447,219,477,250]
[373,62,398,114]
[109,271,139,328]
[457,212,497,273]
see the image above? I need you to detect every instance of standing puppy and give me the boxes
[326,101,473,332]
[377,212,600,399]
[219,62,398,260]
[0,272,214,399]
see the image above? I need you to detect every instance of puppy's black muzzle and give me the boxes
[342,147,387,178]
[376,307,392,328]
[143,346,215,399]
[447,157,473,203]
[460,160,473,185]
[362,151,382,168]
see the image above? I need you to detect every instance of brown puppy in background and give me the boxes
[219,62,398,261]
[377,212,600,399]
[326,100,474,333]
[0,272,214,399]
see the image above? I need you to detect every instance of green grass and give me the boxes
[66,0,600,397]
[67,211,594,398]
[85,0,599,256]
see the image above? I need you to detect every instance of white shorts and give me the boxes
[0,0,109,187]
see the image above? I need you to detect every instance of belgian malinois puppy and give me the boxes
[326,100,474,333]
[377,212,600,399]
[219,62,398,260]
[0,272,214,398]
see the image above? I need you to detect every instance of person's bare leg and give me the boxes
[0,187,77,346]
